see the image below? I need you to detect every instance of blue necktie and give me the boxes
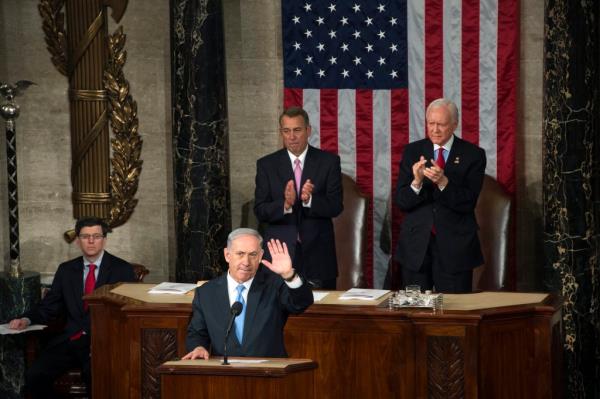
[235,285,246,343]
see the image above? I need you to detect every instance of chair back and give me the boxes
[333,174,369,290]
[131,263,150,282]
[473,175,512,291]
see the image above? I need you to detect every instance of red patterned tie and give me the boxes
[436,148,446,169]
[83,263,96,311]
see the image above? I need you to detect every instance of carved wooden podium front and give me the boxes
[157,358,316,398]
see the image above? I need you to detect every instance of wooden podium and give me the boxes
[157,358,316,398]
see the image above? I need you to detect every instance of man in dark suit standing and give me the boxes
[183,228,313,359]
[254,107,343,289]
[395,98,486,293]
[8,217,136,398]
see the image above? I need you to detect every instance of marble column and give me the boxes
[0,271,41,398]
[543,1,600,397]
[171,0,231,282]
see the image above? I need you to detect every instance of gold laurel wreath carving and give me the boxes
[38,0,67,76]
[104,26,143,229]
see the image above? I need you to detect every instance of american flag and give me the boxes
[282,0,518,287]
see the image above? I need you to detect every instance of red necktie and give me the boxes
[71,264,96,340]
[83,263,96,311]
[436,148,446,169]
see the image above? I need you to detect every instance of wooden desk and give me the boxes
[157,358,316,398]
[87,285,562,398]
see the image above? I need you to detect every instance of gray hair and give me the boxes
[426,98,459,124]
[227,228,263,249]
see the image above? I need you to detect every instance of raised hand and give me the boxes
[261,239,294,279]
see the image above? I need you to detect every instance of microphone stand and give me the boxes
[222,302,242,365]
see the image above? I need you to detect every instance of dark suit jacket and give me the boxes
[185,266,314,357]
[394,136,486,273]
[254,146,343,281]
[24,251,135,347]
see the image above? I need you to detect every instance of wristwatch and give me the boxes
[284,269,297,282]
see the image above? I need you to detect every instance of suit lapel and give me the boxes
[276,149,294,186]
[445,136,462,174]
[70,257,85,314]
[242,269,268,344]
[95,251,111,288]
[302,146,319,187]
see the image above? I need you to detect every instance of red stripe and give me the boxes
[424,0,444,107]
[461,0,480,145]
[390,89,409,264]
[496,0,518,195]
[319,90,338,154]
[284,88,303,110]
[355,90,374,287]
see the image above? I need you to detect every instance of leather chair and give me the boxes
[51,263,150,398]
[380,175,511,292]
[333,174,369,290]
[472,175,511,291]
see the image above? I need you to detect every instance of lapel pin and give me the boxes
[454,157,460,164]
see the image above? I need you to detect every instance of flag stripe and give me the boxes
[408,0,426,142]
[425,0,444,106]
[303,89,321,147]
[461,0,480,145]
[284,88,302,110]
[355,90,374,287]
[444,0,462,137]
[320,89,339,153]
[338,90,357,180]
[479,0,498,179]
[496,0,518,193]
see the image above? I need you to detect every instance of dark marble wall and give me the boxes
[170,0,231,282]
[543,1,600,397]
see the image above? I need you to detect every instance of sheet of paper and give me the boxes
[227,359,269,364]
[0,323,47,335]
[338,288,389,301]
[312,291,330,302]
[148,282,198,295]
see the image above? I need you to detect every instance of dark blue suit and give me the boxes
[254,146,343,283]
[186,266,313,357]
[23,251,135,397]
[395,136,486,291]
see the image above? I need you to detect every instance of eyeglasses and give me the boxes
[79,234,105,241]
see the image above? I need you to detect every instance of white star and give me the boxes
[306,55,313,64]
[340,16,349,25]
[316,42,326,52]
[316,16,325,25]
[329,56,337,65]
[378,56,386,65]
[328,3,336,13]
[366,70,374,79]
[352,4,361,13]
[340,43,349,52]
[378,4,386,12]
[365,17,373,26]
[304,29,313,38]
[352,30,361,39]
[293,42,301,50]
[390,70,398,78]
[353,56,362,65]
[317,69,326,78]
[377,30,386,39]
[294,68,302,76]
[365,43,374,52]
[390,17,398,26]
[341,69,350,78]
[328,30,337,39]
[390,43,398,52]
[292,16,300,24]
[304,3,312,12]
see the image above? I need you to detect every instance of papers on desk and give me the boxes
[339,288,389,301]
[312,291,330,302]
[0,323,46,335]
[148,282,197,295]
[227,359,269,364]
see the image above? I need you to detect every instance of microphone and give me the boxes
[222,301,243,365]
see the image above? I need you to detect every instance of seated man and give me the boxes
[183,228,313,359]
[8,217,136,398]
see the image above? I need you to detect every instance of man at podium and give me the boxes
[183,228,313,360]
